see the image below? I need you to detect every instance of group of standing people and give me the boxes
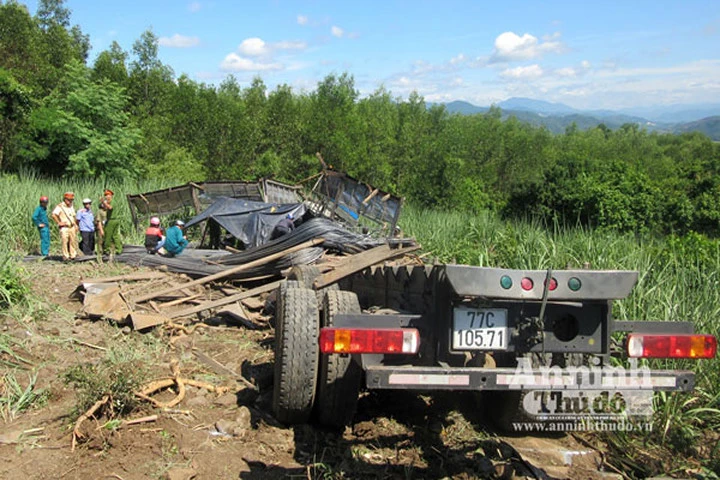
[32,189,122,261]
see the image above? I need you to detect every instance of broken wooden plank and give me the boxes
[130,312,172,331]
[158,293,203,309]
[313,244,421,289]
[192,349,257,390]
[131,238,324,304]
[218,302,261,329]
[148,301,161,314]
[170,281,282,319]
[219,286,243,296]
[240,295,265,311]
[81,271,167,284]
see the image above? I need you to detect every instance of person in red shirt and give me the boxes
[144,217,165,254]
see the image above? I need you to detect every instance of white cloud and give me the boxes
[234,37,307,58]
[188,2,201,13]
[555,67,576,77]
[221,37,308,73]
[274,40,307,51]
[594,59,720,78]
[220,53,282,72]
[450,77,464,86]
[239,37,269,56]
[297,14,308,25]
[581,60,591,69]
[500,64,544,79]
[491,31,563,62]
[450,53,466,65]
[158,34,200,48]
[331,26,344,38]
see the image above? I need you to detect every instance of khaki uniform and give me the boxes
[52,202,79,260]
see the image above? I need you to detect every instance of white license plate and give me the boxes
[452,307,508,350]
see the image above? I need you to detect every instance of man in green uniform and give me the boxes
[100,189,122,257]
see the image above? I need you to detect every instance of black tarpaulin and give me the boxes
[184,197,306,247]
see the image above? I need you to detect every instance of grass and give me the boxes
[0,171,177,255]
[0,372,47,421]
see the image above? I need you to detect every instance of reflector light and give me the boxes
[319,328,420,354]
[500,275,513,289]
[521,277,533,291]
[546,277,558,291]
[627,334,717,359]
[568,277,582,291]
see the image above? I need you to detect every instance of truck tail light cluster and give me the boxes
[319,327,420,354]
[627,334,717,359]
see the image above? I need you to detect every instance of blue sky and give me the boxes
[22,0,720,109]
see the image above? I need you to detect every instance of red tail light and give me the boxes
[627,334,717,359]
[319,328,420,354]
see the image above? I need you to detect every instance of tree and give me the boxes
[308,73,360,171]
[0,1,43,87]
[22,60,141,178]
[31,0,89,95]
[0,68,31,170]
[35,0,71,29]
[92,41,128,86]
[354,86,398,188]
[129,28,174,112]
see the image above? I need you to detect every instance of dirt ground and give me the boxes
[0,260,620,480]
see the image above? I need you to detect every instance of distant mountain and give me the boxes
[496,97,577,115]
[443,100,487,115]
[618,104,720,123]
[434,97,720,140]
[673,116,720,140]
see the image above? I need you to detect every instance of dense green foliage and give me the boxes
[2,0,720,236]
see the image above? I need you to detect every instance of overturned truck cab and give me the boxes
[272,265,717,430]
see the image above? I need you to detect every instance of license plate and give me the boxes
[452,307,508,350]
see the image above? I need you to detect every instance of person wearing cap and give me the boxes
[99,188,122,257]
[164,219,189,256]
[144,217,165,254]
[51,192,79,261]
[271,213,296,240]
[32,196,51,256]
[76,198,96,256]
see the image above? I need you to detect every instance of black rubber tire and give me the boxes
[287,264,339,304]
[315,290,363,428]
[271,280,301,329]
[272,287,320,424]
[287,265,320,288]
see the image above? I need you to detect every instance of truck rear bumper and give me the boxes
[365,365,694,391]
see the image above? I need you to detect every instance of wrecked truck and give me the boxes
[272,264,717,429]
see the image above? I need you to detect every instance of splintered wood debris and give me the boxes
[73,239,422,333]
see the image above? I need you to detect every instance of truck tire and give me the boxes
[271,280,301,329]
[315,290,363,428]
[272,287,320,424]
[287,264,339,305]
[287,265,320,288]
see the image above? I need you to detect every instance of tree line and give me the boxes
[2,0,719,236]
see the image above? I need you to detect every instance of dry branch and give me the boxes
[72,394,110,451]
[135,360,230,409]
